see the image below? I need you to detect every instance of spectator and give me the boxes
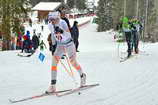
[71,21,80,52]
[39,40,46,51]
[32,31,39,51]
[60,10,71,30]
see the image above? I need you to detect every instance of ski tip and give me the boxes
[8,99,14,103]
[91,83,99,86]
[81,83,100,88]
[90,83,99,86]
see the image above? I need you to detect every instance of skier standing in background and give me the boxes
[131,18,143,54]
[122,17,133,58]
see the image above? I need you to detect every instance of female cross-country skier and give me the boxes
[46,11,86,93]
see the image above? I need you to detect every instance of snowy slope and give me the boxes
[1,23,158,105]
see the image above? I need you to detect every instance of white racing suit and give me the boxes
[48,19,83,85]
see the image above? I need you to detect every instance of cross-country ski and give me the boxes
[57,83,99,97]
[9,89,71,103]
[9,84,99,103]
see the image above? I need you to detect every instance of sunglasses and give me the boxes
[49,17,60,21]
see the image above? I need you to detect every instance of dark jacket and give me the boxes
[32,34,39,49]
[71,21,79,41]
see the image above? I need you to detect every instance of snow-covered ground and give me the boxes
[1,21,158,105]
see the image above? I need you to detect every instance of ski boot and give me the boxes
[127,52,131,58]
[135,48,139,54]
[80,73,86,87]
[45,85,56,94]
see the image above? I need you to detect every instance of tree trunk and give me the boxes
[2,39,11,51]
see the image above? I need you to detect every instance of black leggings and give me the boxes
[132,31,139,52]
[74,39,79,51]
[125,32,132,54]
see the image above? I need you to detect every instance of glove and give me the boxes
[51,44,57,55]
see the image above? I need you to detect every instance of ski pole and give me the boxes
[60,58,78,87]
[59,59,72,77]
[62,47,78,86]
[63,48,74,76]
[117,42,120,58]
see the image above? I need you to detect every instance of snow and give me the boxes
[88,0,99,6]
[1,19,158,105]
[32,2,61,11]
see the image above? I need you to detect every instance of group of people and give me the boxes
[46,10,85,93]
[117,17,143,58]
[16,30,40,53]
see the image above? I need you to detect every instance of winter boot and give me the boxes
[80,73,86,87]
[127,52,131,58]
[135,48,139,54]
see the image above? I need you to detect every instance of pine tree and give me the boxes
[96,0,113,32]
[0,0,31,50]
[138,0,158,42]
[112,0,124,29]
[76,0,87,10]
[146,0,158,42]
[67,0,87,10]
[67,0,75,9]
